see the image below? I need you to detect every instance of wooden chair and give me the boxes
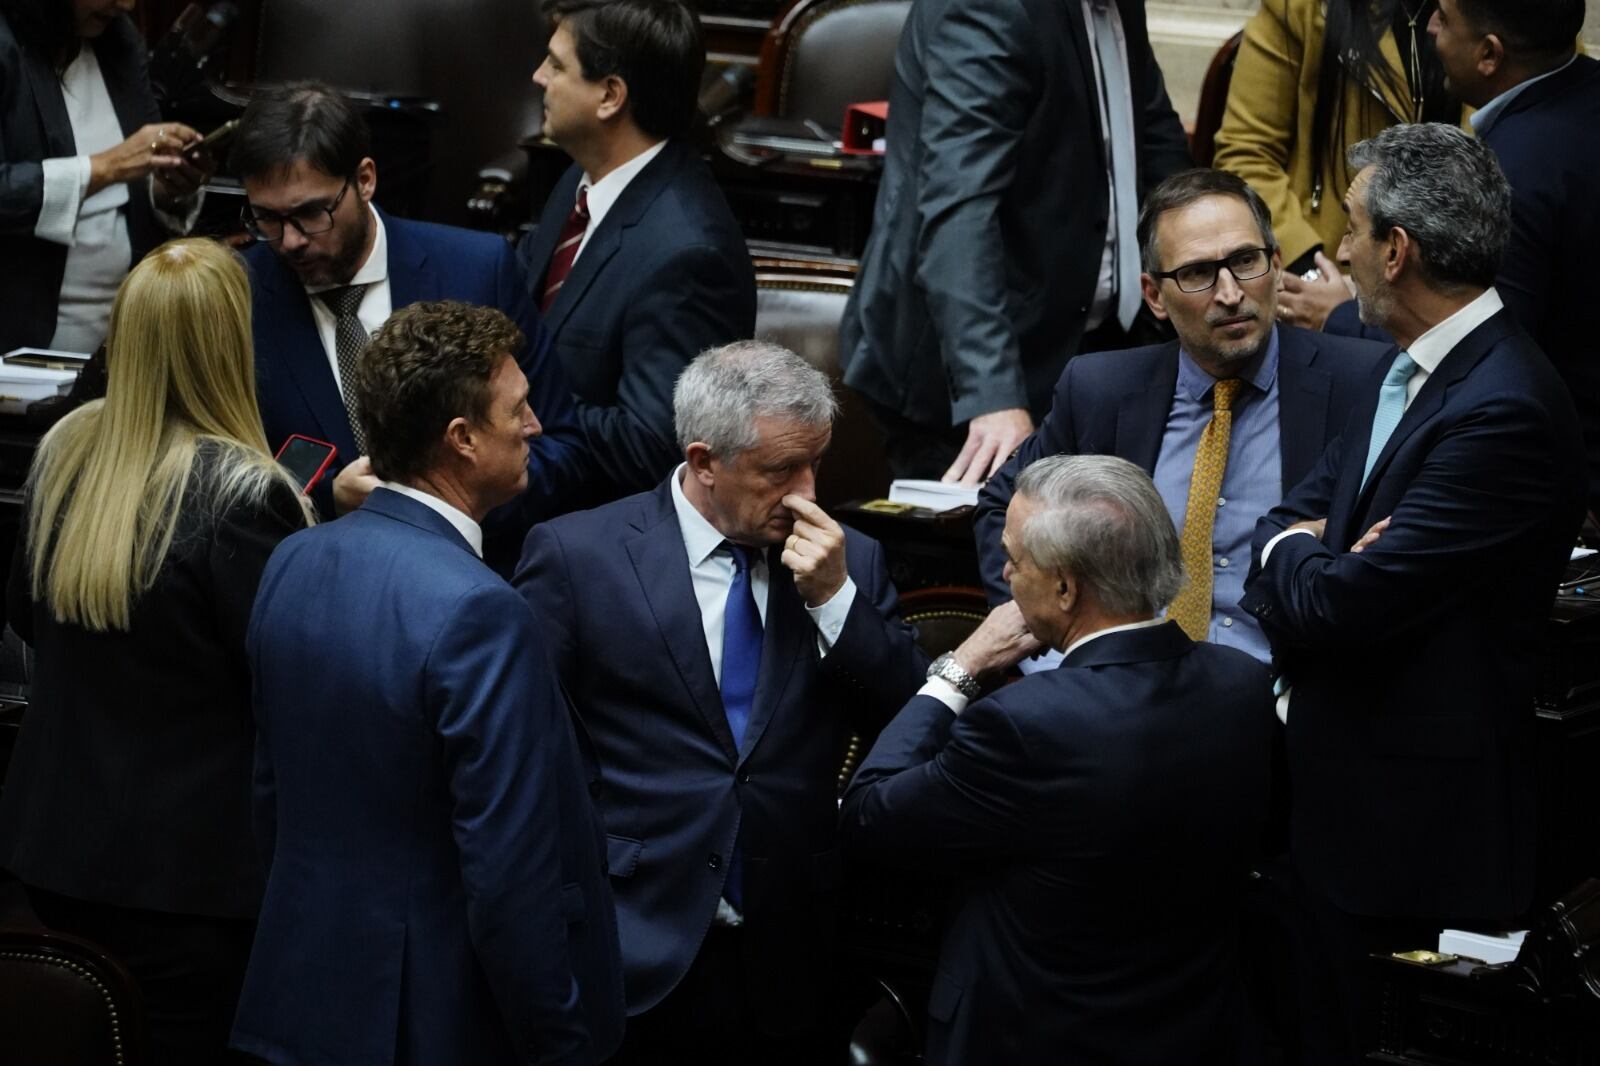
[0,927,147,1065]
[752,0,910,128]
[1189,31,1244,168]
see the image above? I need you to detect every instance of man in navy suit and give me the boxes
[520,0,755,505]
[235,301,623,1065]
[976,169,1389,665]
[1242,124,1586,1065]
[1428,0,1600,515]
[515,341,927,1063]
[842,454,1275,1065]
[231,82,587,571]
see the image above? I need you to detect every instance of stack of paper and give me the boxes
[887,479,979,511]
[0,363,77,415]
[1437,928,1526,965]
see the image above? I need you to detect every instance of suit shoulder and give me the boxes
[540,487,662,545]
[390,216,510,264]
[1059,343,1173,392]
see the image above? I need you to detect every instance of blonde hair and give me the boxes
[25,238,308,632]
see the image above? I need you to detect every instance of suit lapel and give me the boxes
[525,167,581,296]
[21,49,74,158]
[253,253,358,459]
[381,210,434,310]
[1275,328,1334,494]
[93,31,143,141]
[625,492,738,761]
[1115,343,1179,475]
[738,554,806,768]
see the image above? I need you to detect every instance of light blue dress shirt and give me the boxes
[1151,328,1282,664]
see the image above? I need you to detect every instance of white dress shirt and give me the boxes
[380,481,483,557]
[572,139,667,262]
[304,205,392,405]
[668,464,856,685]
[922,617,1168,715]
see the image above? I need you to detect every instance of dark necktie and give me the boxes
[316,283,371,454]
[540,186,591,312]
[720,542,763,912]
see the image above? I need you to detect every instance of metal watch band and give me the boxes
[927,652,981,699]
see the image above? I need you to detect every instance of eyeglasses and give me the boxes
[241,177,352,243]
[1150,247,1274,293]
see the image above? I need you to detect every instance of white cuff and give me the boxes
[36,156,91,246]
[806,575,857,657]
[149,175,205,235]
[917,676,968,716]
[1261,526,1318,568]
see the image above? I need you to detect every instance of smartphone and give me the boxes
[189,118,239,156]
[275,434,338,494]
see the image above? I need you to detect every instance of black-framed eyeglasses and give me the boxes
[241,177,352,243]
[1150,246,1274,293]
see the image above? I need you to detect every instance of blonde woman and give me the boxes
[0,238,308,1064]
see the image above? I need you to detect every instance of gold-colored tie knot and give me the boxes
[1211,377,1243,412]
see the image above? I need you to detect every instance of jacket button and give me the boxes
[738,771,751,784]
[708,853,722,870]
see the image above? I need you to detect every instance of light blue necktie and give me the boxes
[1361,351,1420,489]
[1088,0,1142,331]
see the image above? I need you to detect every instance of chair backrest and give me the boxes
[0,927,147,1066]
[249,0,547,224]
[753,0,911,126]
[1189,31,1243,168]
[753,270,890,509]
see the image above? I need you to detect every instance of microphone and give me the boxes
[698,64,755,126]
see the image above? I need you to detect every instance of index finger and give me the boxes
[783,495,836,530]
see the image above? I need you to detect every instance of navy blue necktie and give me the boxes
[720,543,763,912]
[720,543,763,750]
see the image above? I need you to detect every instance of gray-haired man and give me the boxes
[514,340,928,1063]
[842,454,1275,1066]
[1242,122,1586,1064]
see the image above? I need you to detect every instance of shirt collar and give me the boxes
[669,462,732,567]
[1406,287,1504,376]
[379,481,483,557]
[1062,617,1168,659]
[1175,323,1280,403]
[1469,54,1578,137]
[305,203,388,295]
[580,139,668,233]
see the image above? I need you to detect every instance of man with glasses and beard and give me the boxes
[232,82,588,572]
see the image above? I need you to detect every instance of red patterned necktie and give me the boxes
[540,186,591,312]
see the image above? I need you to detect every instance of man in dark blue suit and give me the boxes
[1242,124,1586,1065]
[231,83,587,571]
[842,454,1275,1066]
[1428,0,1600,515]
[236,302,623,1065]
[515,342,927,1063]
[520,0,755,505]
[976,170,1389,664]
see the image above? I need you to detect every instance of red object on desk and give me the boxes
[842,100,888,155]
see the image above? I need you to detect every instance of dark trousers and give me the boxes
[1291,878,1441,1066]
[25,884,257,1066]
[608,925,851,1066]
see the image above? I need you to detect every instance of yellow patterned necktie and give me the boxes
[1169,377,1243,641]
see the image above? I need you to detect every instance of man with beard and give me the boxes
[975,169,1388,665]
[232,82,587,571]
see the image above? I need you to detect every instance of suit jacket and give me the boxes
[519,141,755,503]
[243,209,587,571]
[0,13,165,353]
[514,478,928,1033]
[840,623,1275,1065]
[838,0,1191,430]
[1479,55,1600,515]
[1241,309,1586,921]
[974,326,1391,603]
[0,442,306,919]
[233,489,624,1066]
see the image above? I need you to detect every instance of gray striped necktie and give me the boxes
[317,283,371,454]
[1088,0,1142,331]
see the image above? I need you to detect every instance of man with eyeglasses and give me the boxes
[975,168,1389,667]
[231,81,588,573]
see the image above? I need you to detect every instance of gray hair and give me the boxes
[1013,455,1183,617]
[1346,123,1511,291]
[673,340,839,458]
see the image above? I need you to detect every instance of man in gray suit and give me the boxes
[838,0,1190,484]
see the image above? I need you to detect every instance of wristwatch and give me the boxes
[927,652,981,699]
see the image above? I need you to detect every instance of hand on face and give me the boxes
[953,599,1045,678]
[780,495,848,607]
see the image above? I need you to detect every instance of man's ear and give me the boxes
[1478,32,1506,80]
[596,74,630,123]
[443,416,475,462]
[1055,569,1079,616]
[1140,273,1170,322]
[355,156,378,204]
[1383,226,1411,284]
[685,441,716,487]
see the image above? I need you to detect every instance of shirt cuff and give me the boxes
[149,176,205,235]
[805,575,857,657]
[36,156,90,246]
[1261,526,1317,568]
[917,676,968,716]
